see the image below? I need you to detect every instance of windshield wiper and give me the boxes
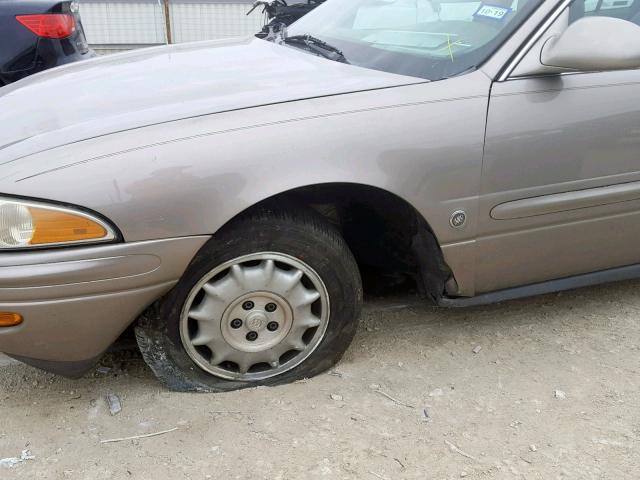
[283,34,349,64]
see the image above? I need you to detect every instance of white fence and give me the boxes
[80,0,267,53]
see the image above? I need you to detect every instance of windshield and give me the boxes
[285,0,543,80]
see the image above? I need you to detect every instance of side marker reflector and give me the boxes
[0,312,23,327]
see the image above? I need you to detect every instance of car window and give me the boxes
[286,0,544,80]
[572,0,640,23]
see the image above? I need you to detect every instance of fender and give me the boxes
[0,72,491,296]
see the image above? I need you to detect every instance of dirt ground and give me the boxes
[1,280,640,480]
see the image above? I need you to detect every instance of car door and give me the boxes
[474,0,640,293]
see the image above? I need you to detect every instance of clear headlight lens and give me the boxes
[0,197,116,249]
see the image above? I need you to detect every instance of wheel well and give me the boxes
[227,183,452,301]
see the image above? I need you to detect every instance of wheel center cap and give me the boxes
[246,312,267,331]
[220,291,294,353]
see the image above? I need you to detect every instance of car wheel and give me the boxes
[135,207,363,392]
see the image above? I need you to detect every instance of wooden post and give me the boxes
[163,0,173,44]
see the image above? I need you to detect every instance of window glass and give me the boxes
[571,0,640,22]
[285,0,544,80]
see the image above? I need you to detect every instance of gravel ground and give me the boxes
[1,281,640,479]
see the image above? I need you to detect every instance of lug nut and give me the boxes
[246,331,258,342]
[242,301,255,311]
[230,318,243,329]
[267,321,279,332]
[265,302,277,312]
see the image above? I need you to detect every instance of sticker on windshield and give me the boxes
[473,4,511,21]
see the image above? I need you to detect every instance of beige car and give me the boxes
[0,0,639,391]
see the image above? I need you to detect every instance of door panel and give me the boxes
[476,70,640,293]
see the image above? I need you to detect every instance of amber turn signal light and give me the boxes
[0,312,23,327]
[29,207,108,245]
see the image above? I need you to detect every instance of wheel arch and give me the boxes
[214,182,454,302]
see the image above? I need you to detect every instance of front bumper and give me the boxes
[0,236,209,376]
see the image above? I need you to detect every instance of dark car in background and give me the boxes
[0,0,93,86]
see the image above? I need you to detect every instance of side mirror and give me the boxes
[541,16,640,72]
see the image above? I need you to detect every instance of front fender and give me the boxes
[1,74,489,294]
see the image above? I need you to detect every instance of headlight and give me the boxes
[0,197,117,249]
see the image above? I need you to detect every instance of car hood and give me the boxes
[0,37,423,163]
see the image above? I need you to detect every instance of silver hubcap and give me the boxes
[180,252,330,381]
